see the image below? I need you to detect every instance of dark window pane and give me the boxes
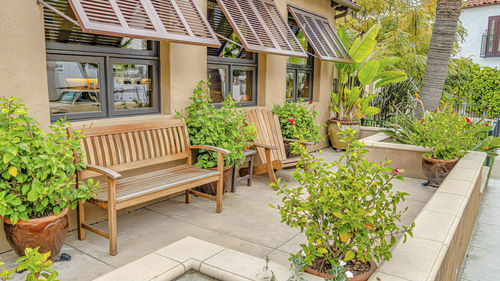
[297,71,312,99]
[488,18,496,53]
[47,61,102,115]
[231,69,254,102]
[113,64,153,110]
[43,0,152,50]
[208,67,228,103]
[286,71,295,100]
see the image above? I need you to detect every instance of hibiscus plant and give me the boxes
[272,100,323,144]
[272,127,414,275]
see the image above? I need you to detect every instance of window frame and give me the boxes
[46,41,161,122]
[485,16,500,57]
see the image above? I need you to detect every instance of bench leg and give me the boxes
[216,178,223,213]
[264,149,277,183]
[77,201,86,240]
[185,190,191,204]
[248,156,254,186]
[231,166,237,193]
[108,204,118,256]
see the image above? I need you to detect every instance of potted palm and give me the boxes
[0,97,96,261]
[180,81,257,195]
[272,100,323,157]
[329,24,407,149]
[272,126,414,281]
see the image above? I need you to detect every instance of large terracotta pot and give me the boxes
[422,156,459,187]
[305,260,377,281]
[327,119,361,150]
[197,166,233,195]
[2,208,69,261]
[304,261,377,281]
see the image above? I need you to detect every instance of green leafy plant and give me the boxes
[0,247,59,281]
[330,24,408,122]
[0,97,97,224]
[178,81,257,168]
[272,100,323,144]
[272,127,413,275]
[382,107,499,160]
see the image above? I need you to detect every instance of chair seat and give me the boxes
[282,157,300,168]
[92,165,220,203]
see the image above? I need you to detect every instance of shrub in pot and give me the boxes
[0,97,96,261]
[329,24,407,149]
[382,106,499,186]
[272,100,323,157]
[272,127,414,281]
[179,81,257,195]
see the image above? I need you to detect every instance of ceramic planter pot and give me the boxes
[422,156,459,187]
[305,260,377,281]
[2,208,69,261]
[197,166,233,195]
[327,119,361,150]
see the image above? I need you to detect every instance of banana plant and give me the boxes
[331,24,408,121]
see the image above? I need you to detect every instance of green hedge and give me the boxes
[443,58,500,118]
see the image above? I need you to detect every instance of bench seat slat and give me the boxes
[92,165,219,203]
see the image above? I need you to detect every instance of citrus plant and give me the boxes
[0,97,97,224]
[331,24,408,121]
[271,128,414,274]
[179,81,257,168]
[272,100,323,144]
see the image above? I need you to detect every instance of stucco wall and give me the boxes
[0,0,338,253]
[459,5,500,68]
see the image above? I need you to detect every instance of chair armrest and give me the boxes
[253,143,278,150]
[283,138,314,146]
[85,164,122,180]
[189,145,231,155]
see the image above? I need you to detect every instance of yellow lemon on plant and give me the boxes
[339,233,351,243]
[8,166,17,178]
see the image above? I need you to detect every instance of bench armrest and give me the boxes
[283,138,314,146]
[253,143,278,150]
[85,164,122,180]
[189,145,231,155]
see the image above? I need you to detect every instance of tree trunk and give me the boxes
[418,0,462,116]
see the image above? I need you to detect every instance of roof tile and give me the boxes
[465,0,500,8]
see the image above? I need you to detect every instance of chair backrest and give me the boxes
[247,109,286,164]
[71,119,191,173]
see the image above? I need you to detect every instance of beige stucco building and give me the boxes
[0,0,357,253]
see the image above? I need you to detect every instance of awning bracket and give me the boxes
[37,0,80,26]
[216,33,244,48]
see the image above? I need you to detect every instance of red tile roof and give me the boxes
[464,0,500,7]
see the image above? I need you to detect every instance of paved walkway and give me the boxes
[459,157,500,281]
[0,150,433,281]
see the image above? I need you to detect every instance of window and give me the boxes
[44,0,160,122]
[486,16,500,57]
[286,15,313,102]
[206,0,257,105]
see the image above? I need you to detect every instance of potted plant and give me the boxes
[329,24,407,149]
[0,97,96,261]
[383,106,498,186]
[272,126,414,281]
[272,100,323,157]
[179,81,257,195]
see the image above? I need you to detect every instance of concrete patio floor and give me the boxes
[0,149,434,281]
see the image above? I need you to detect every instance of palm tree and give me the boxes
[419,0,462,115]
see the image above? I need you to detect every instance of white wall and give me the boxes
[459,5,500,68]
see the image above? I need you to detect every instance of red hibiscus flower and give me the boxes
[466,117,472,124]
[393,168,401,176]
[287,117,295,126]
[309,100,313,105]
[485,123,490,126]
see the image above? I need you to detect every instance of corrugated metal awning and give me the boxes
[288,4,352,62]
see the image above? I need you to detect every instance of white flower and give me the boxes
[345,271,354,279]
[338,260,347,267]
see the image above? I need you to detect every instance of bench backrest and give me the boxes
[247,109,286,163]
[72,119,191,173]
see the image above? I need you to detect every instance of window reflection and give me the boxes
[231,69,253,102]
[208,67,227,103]
[286,71,295,100]
[297,71,312,99]
[113,64,153,110]
[47,61,102,115]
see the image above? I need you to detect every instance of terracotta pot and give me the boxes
[2,208,69,261]
[422,156,459,187]
[327,119,361,150]
[283,142,300,158]
[196,166,233,195]
[305,260,377,281]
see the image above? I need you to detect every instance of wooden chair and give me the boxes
[247,109,312,183]
[69,119,230,256]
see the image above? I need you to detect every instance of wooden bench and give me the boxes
[69,119,230,256]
